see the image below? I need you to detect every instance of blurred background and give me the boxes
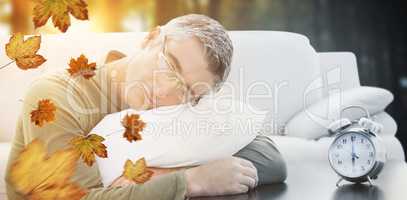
[0,0,406,160]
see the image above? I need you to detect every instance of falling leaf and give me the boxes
[123,157,154,184]
[9,139,87,200]
[69,134,108,166]
[5,33,46,70]
[30,99,56,127]
[30,184,87,200]
[67,54,97,79]
[122,114,146,142]
[32,0,89,32]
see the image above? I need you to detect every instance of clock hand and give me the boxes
[351,136,360,159]
[341,148,360,159]
[351,138,356,167]
[352,138,354,156]
[352,156,355,167]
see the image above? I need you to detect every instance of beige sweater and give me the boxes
[5,66,287,200]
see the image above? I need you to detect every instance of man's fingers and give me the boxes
[237,184,250,193]
[240,165,257,178]
[236,157,258,182]
[240,165,258,185]
[239,175,256,189]
[236,157,255,168]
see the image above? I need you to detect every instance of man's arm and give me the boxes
[4,74,187,200]
[81,171,187,200]
[138,135,288,186]
[233,135,287,185]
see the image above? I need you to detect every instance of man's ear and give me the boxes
[140,25,161,49]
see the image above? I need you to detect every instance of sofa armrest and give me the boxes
[372,112,398,137]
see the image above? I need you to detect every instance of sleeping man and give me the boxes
[5,14,287,199]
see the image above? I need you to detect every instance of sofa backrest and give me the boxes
[0,31,324,141]
[217,31,322,134]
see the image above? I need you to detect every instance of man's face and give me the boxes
[124,35,216,109]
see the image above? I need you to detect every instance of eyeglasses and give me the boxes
[157,35,201,105]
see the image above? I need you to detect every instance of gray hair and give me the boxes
[160,14,233,90]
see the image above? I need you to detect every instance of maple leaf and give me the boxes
[67,54,97,79]
[69,134,108,166]
[123,157,154,184]
[121,114,146,142]
[32,0,89,33]
[5,33,46,70]
[9,139,87,200]
[30,184,87,200]
[30,99,57,127]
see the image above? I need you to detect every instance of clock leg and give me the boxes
[336,177,344,187]
[367,176,374,187]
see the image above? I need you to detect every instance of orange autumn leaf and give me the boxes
[33,0,89,33]
[30,99,56,127]
[5,33,46,70]
[123,157,154,184]
[67,54,97,79]
[122,114,146,142]
[9,139,87,200]
[69,134,108,166]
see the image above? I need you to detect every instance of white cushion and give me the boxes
[285,86,394,139]
[94,99,266,187]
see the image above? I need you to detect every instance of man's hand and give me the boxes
[109,157,259,198]
[185,157,258,197]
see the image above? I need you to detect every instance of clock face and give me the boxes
[328,132,376,178]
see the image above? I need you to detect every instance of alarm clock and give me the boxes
[327,105,387,187]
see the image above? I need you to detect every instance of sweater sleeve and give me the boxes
[5,75,187,200]
[233,135,287,185]
[81,170,187,200]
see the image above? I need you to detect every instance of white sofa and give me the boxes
[0,31,405,199]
